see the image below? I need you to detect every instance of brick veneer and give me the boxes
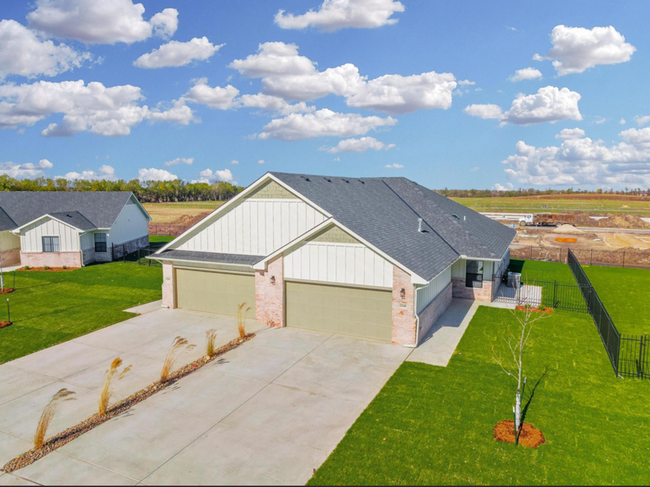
[417,282,453,339]
[20,252,82,268]
[392,266,416,346]
[162,262,175,308]
[451,277,492,301]
[0,248,20,267]
[255,254,284,327]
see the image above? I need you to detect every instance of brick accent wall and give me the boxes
[0,248,20,267]
[392,266,416,346]
[255,255,284,327]
[417,281,453,340]
[20,252,82,268]
[162,263,175,308]
[451,277,493,301]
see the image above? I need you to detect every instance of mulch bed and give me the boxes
[494,420,546,448]
[18,267,75,272]
[2,332,256,473]
[515,305,553,314]
[0,288,15,295]
[0,321,12,329]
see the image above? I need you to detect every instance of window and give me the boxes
[95,233,107,253]
[42,236,59,253]
[465,260,484,288]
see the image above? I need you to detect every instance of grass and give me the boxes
[0,262,162,364]
[309,307,650,485]
[452,196,650,215]
[508,258,577,283]
[34,389,76,449]
[149,235,175,244]
[98,358,131,416]
[205,329,218,357]
[237,303,251,339]
[143,201,225,223]
[583,265,650,335]
[160,336,195,382]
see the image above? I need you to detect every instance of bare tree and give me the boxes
[492,304,549,443]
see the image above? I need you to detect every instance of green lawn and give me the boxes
[0,262,162,364]
[583,265,650,335]
[310,307,650,485]
[508,258,577,283]
[149,235,175,244]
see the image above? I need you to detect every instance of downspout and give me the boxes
[404,285,421,348]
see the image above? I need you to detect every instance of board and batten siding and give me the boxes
[109,198,149,244]
[284,241,393,288]
[415,266,452,313]
[20,218,80,252]
[0,231,20,250]
[175,198,327,256]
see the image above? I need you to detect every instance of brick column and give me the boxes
[392,266,416,346]
[255,255,284,327]
[162,262,175,308]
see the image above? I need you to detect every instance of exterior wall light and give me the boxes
[400,288,406,299]
[270,276,276,285]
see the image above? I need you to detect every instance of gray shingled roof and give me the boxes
[154,250,264,266]
[270,172,515,281]
[49,211,97,231]
[0,192,135,230]
[0,206,16,232]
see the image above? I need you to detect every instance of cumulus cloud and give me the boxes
[502,127,650,187]
[164,157,194,167]
[238,93,314,115]
[27,0,178,44]
[0,80,194,136]
[535,25,636,75]
[134,37,224,69]
[275,0,405,32]
[138,167,177,182]
[385,163,403,169]
[0,158,53,178]
[62,164,116,181]
[197,168,233,183]
[555,127,585,139]
[323,136,396,153]
[634,115,650,127]
[465,86,582,125]
[258,108,396,141]
[492,183,513,191]
[257,160,266,164]
[182,78,239,110]
[230,160,239,165]
[0,20,92,80]
[230,42,458,115]
[509,67,542,82]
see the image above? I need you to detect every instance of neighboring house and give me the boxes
[151,173,516,347]
[0,192,151,268]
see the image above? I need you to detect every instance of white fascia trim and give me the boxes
[155,172,332,255]
[459,254,502,262]
[11,214,86,233]
[146,255,254,268]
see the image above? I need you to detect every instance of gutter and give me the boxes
[404,286,422,349]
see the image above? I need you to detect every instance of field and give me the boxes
[452,195,650,215]
[143,201,225,223]
[309,306,650,485]
[0,262,162,363]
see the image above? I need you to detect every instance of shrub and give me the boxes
[160,336,195,382]
[98,358,131,416]
[34,388,76,449]
[24,266,30,270]
[237,303,251,339]
[44,266,50,271]
[205,329,218,357]
[62,266,67,270]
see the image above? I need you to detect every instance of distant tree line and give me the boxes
[0,175,245,203]
[436,187,650,198]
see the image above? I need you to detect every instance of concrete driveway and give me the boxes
[0,308,410,485]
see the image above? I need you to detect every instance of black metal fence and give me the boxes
[136,247,162,267]
[568,249,649,379]
[495,277,588,313]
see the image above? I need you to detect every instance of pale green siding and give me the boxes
[306,225,361,244]
[245,180,298,200]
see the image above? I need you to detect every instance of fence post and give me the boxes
[639,335,645,379]
[553,280,557,308]
[622,250,626,268]
[590,249,593,266]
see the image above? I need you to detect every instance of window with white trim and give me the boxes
[465,260,484,288]
[94,233,107,253]
[42,236,60,253]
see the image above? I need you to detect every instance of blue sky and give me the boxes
[1,0,649,189]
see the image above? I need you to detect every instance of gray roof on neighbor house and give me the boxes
[154,250,264,266]
[0,192,136,231]
[270,172,516,281]
[0,206,17,232]
[49,211,97,231]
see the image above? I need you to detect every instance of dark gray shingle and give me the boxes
[49,211,97,231]
[154,250,264,266]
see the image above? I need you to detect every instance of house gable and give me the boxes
[244,180,298,200]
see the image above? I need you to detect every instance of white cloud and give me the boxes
[465,86,582,125]
[258,108,396,141]
[146,99,194,125]
[164,157,194,167]
[634,115,650,127]
[385,163,403,169]
[594,116,607,125]
[230,160,239,165]
[471,166,480,172]
[0,20,92,80]
[0,158,53,178]
[509,67,542,82]
[0,80,194,136]
[197,168,233,183]
[257,160,266,165]
[492,183,513,191]
[620,118,626,125]
[275,0,405,32]
[27,0,178,44]
[230,42,458,115]
[62,164,116,181]
[137,167,177,182]
[238,93,314,115]
[324,136,396,153]
[134,37,224,69]
[182,78,239,110]
[535,25,636,75]
[555,128,585,139]
[502,127,650,187]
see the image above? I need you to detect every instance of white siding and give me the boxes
[20,218,80,252]
[284,241,393,288]
[176,199,326,256]
[451,258,494,280]
[0,231,20,251]
[80,233,94,251]
[416,266,452,313]
[109,198,149,245]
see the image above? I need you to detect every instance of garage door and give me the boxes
[176,268,255,316]
[285,281,392,342]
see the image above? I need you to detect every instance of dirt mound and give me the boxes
[598,213,650,229]
[494,420,546,448]
[170,211,212,226]
[553,224,584,234]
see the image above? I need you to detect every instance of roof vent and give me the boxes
[418,218,423,233]
[300,176,311,182]
[324,177,332,182]
[463,215,467,221]
[358,179,365,184]
[342,178,349,183]
[452,214,460,220]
